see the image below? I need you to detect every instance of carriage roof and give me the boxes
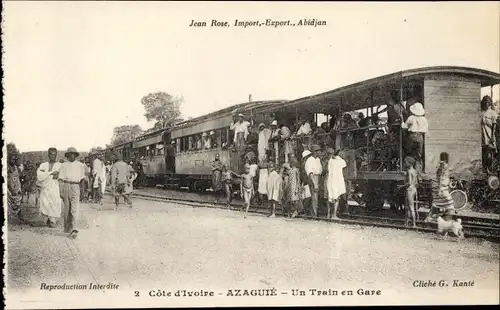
[260,66,500,114]
[172,100,288,131]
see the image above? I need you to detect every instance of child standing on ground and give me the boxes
[257,154,269,203]
[326,148,347,219]
[222,165,239,208]
[267,162,283,218]
[403,157,418,228]
[240,164,254,218]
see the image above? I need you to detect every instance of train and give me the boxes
[105,66,500,211]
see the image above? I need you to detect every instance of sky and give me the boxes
[3,1,499,152]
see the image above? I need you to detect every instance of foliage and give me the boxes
[141,92,183,129]
[7,142,19,155]
[110,125,144,145]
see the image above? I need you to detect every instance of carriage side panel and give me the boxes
[175,149,232,175]
[424,76,482,179]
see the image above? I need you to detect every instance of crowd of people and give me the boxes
[7,147,138,239]
[6,93,498,233]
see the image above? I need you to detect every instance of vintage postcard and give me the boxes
[2,1,499,309]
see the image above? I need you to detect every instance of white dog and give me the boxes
[436,216,464,239]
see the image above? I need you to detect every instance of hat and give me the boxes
[258,123,265,129]
[409,102,425,116]
[271,120,278,126]
[311,144,321,151]
[65,147,79,157]
[302,150,311,158]
[237,113,244,118]
[202,132,208,137]
[326,147,335,154]
[209,130,215,135]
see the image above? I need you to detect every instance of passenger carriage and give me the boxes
[106,141,134,163]
[258,66,500,213]
[169,100,287,191]
[133,128,175,187]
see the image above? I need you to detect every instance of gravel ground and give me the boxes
[6,195,499,308]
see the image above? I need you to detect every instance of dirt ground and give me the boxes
[5,194,499,308]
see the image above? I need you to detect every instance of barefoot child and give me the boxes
[403,157,418,228]
[222,165,239,208]
[240,164,254,218]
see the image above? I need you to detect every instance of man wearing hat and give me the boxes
[304,145,323,217]
[269,120,280,165]
[8,151,24,221]
[401,102,428,171]
[230,113,251,154]
[58,147,86,238]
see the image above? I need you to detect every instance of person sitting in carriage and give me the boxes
[424,152,457,222]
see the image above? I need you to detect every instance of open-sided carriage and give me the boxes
[259,66,500,216]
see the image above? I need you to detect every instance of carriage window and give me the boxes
[157,143,165,156]
[176,138,181,153]
[215,129,222,148]
[221,127,228,146]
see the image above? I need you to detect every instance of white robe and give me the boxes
[100,165,107,195]
[326,156,347,201]
[37,162,62,218]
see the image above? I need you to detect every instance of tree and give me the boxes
[7,142,19,155]
[141,92,183,129]
[110,125,144,145]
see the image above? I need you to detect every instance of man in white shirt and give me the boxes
[92,152,104,204]
[230,113,251,154]
[58,147,85,239]
[304,144,323,217]
[296,117,312,136]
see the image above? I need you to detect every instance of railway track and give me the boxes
[123,191,500,242]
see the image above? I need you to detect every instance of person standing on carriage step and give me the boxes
[269,120,281,165]
[230,113,251,155]
[481,95,497,173]
[279,123,293,164]
[110,153,133,209]
[401,102,428,173]
[258,123,272,162]
[58,147,85,239]
[305,145,323,217]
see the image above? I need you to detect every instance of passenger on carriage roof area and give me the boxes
[481,95,498,173]
[358,112,370,128]
[296,116,312,136]
[401,102,428,171]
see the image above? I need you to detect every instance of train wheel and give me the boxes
[451,189,468,211]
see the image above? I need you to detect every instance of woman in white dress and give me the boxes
[37,148,62,227]
[326,147,347,219]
